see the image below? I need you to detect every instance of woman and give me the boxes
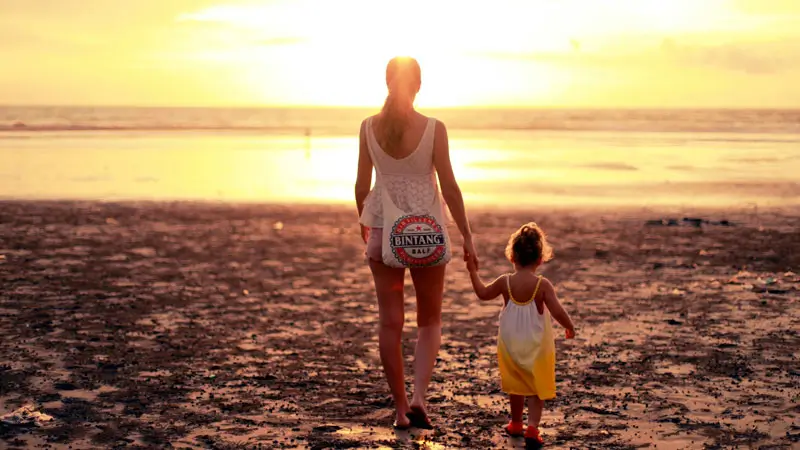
[354,56,478,429]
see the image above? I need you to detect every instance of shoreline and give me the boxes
[1,197,798,212]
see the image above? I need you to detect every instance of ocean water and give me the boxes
[1,106,799,208]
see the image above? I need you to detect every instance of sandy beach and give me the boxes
[0,201,798,449]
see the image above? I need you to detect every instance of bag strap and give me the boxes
[423,117,436,154]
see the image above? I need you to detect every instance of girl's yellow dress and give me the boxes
[497,275,557,399]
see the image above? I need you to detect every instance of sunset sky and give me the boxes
[2,0,799,108]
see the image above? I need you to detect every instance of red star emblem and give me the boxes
[416,226,422,231]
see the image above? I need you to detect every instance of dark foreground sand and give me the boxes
[0,201,798,449]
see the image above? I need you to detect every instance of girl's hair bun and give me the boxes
[505,222,553,266]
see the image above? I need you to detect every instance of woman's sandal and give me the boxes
[405,406,434,430]
[392,419,411,431]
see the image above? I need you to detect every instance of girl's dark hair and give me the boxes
[505,222,553,267]
[375,56,421,154]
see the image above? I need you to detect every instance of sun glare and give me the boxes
[161,0,798,107]
[177,0,596,106]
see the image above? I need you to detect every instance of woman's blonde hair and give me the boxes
[375,56,421,154]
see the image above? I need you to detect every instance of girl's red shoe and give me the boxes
[505,421,524,437]
[525,426,544,444]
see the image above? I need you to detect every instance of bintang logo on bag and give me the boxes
[389,215,447,266]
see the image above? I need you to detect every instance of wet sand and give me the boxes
[0,201,798,449]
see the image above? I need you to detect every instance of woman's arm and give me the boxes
[433,120,469,239]
[432,120,478,266]
[354,119,373,242]
[540,278,576,337]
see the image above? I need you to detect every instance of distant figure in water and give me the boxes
[304,128,311,159]
[354,56,478,429]
[466,222,575,447]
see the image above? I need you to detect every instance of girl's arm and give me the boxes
[467,260,505,301]
[354,120,373,242]
[540,278,576,337]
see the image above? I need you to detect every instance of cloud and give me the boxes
[2,0,220,21]
[258,36,307,47]
[466,48,643,70]
[0,0,222,54]
[578,163,639,171]
[661,38,800,74]
[732,0,800,15]
[472,35,800,76]
[0,25,58,48]
[0,22,111,55]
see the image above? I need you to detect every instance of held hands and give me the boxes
[465,253,478,273]
[462,237,479,272]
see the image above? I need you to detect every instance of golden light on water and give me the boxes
[3,129,797,208]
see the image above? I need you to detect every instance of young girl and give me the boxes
[466,222,575,446]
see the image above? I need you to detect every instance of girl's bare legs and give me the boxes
[408,264,446,417]
[510,395,525,423]
[527,396,544,428]
[370,259,410,427]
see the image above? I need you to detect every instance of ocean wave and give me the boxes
[0,123,315,133]
[1,107,799,135]
[3,123,800,136]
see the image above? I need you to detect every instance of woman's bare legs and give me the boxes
[408,264,446,419]
[369,259,410,427]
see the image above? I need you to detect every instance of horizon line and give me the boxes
[2,103,800,111]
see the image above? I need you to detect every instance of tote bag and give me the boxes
[378,183,452,268]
